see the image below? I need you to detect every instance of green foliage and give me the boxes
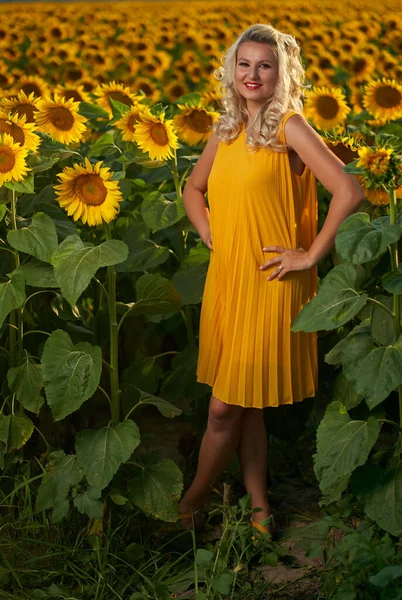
[41,330,102,421]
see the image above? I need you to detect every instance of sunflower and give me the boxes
[304,87,351,130]
[363,79,402,121]
[53,83,92,104]
[0,90,40,124]
[34,93,87,145]
[164,80,189,103]
[92,81,139,118]
[133,109,179,161]
[114,102,147,142]
[11,75,50,99]
[174,104,220,145]
[0,132,30,187]
[356,146,393,177]
[349,54,376,83]
[54,156,124,226]
[0,110,41,154]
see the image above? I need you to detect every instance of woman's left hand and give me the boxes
[260,244,314,281]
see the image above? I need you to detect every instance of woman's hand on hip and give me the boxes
[259,244,314,281]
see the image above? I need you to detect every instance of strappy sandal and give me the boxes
[250,514,276,543]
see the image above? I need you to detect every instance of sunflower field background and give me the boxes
[0,0,402,598]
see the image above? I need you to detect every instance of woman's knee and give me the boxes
[208,394,244,431]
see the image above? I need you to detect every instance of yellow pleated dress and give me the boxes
[195,110,318,408]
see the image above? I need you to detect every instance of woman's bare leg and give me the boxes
[237,408,272,523]
[178,394,245,525]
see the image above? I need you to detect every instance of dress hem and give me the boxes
[196,376,317,409]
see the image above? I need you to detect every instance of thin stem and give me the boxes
[33,425,51,452]
[97,385,112,409]
[388,188,402,427]
[366,297,395,319]
[117,302,136,335]
[105,223,120,426]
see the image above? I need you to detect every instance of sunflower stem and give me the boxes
[172,149,194,344]
[388,188,402,427]
[10,190,24,414]
[104,223,120,426]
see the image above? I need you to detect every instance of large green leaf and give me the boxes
[0,272,26,328]
[291,265,368,332]
[52,235,128,305]
[133,273,182,316]
[352,333,402,408]
[7,357,44,414]
[7,212,58,263]
[352,462,402,536]
[331,371,362,410]
[141,191,186,232]
[314,401,380,495]
[35,451,83,523]
[371,294,395,346]
[172,242,210,305]
[14,258,58,289]
[72,486,102,518]
[129,456,183,521]
[124,388,182,419]
[335,213,402,264]
[382,267,402,295]
[75,420,140,490]
[41,329,102,421]
[115,224,170,272]
[0,413,34,451]
[123,353,165,395]
[161,344,209,402]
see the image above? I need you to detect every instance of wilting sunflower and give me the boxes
[362,79,402,121]
[356,146,393,177]
[304,87,351,130]
[54,156,124,226]
[133,109,179,161]
[0,90,40,124]
[174,104,220,145]
[34,93,87,145]
[0,110,41,154]
[0,132,30,187]
[114,102,147,142]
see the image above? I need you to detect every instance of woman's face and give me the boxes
[234,41,279,117]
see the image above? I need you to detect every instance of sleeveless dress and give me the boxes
[195,110,318,409]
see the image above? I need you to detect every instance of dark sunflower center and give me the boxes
[127,112,141,131]
[353,59,367,74]
[108,91,133,107]
[0,144,16,173]
[22,83,41,97]
[0,120,25,145]
[150,123,169,146]
[75,173,107,206]
[187,110,212,133]
[375,85,402,108]
[15,103,37,123]
[49,106,75,131]
[316,96,339,119]
[318,57,332,70]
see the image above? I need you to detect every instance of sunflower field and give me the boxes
[0,0,402,598]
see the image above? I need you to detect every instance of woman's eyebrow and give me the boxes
[237,57,272,63]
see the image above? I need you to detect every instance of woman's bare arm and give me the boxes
[261,115,366,280]
[182,132,220,249]
[284,114,366,267]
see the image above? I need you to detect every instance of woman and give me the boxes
[180,23,364,536]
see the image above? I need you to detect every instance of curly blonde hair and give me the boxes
[213,23,308,152]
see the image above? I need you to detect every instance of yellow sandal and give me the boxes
[250,514,275,542]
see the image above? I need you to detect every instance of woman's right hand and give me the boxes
[202,231,213,251]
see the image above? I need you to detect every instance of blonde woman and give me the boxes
[180,23,364,537]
